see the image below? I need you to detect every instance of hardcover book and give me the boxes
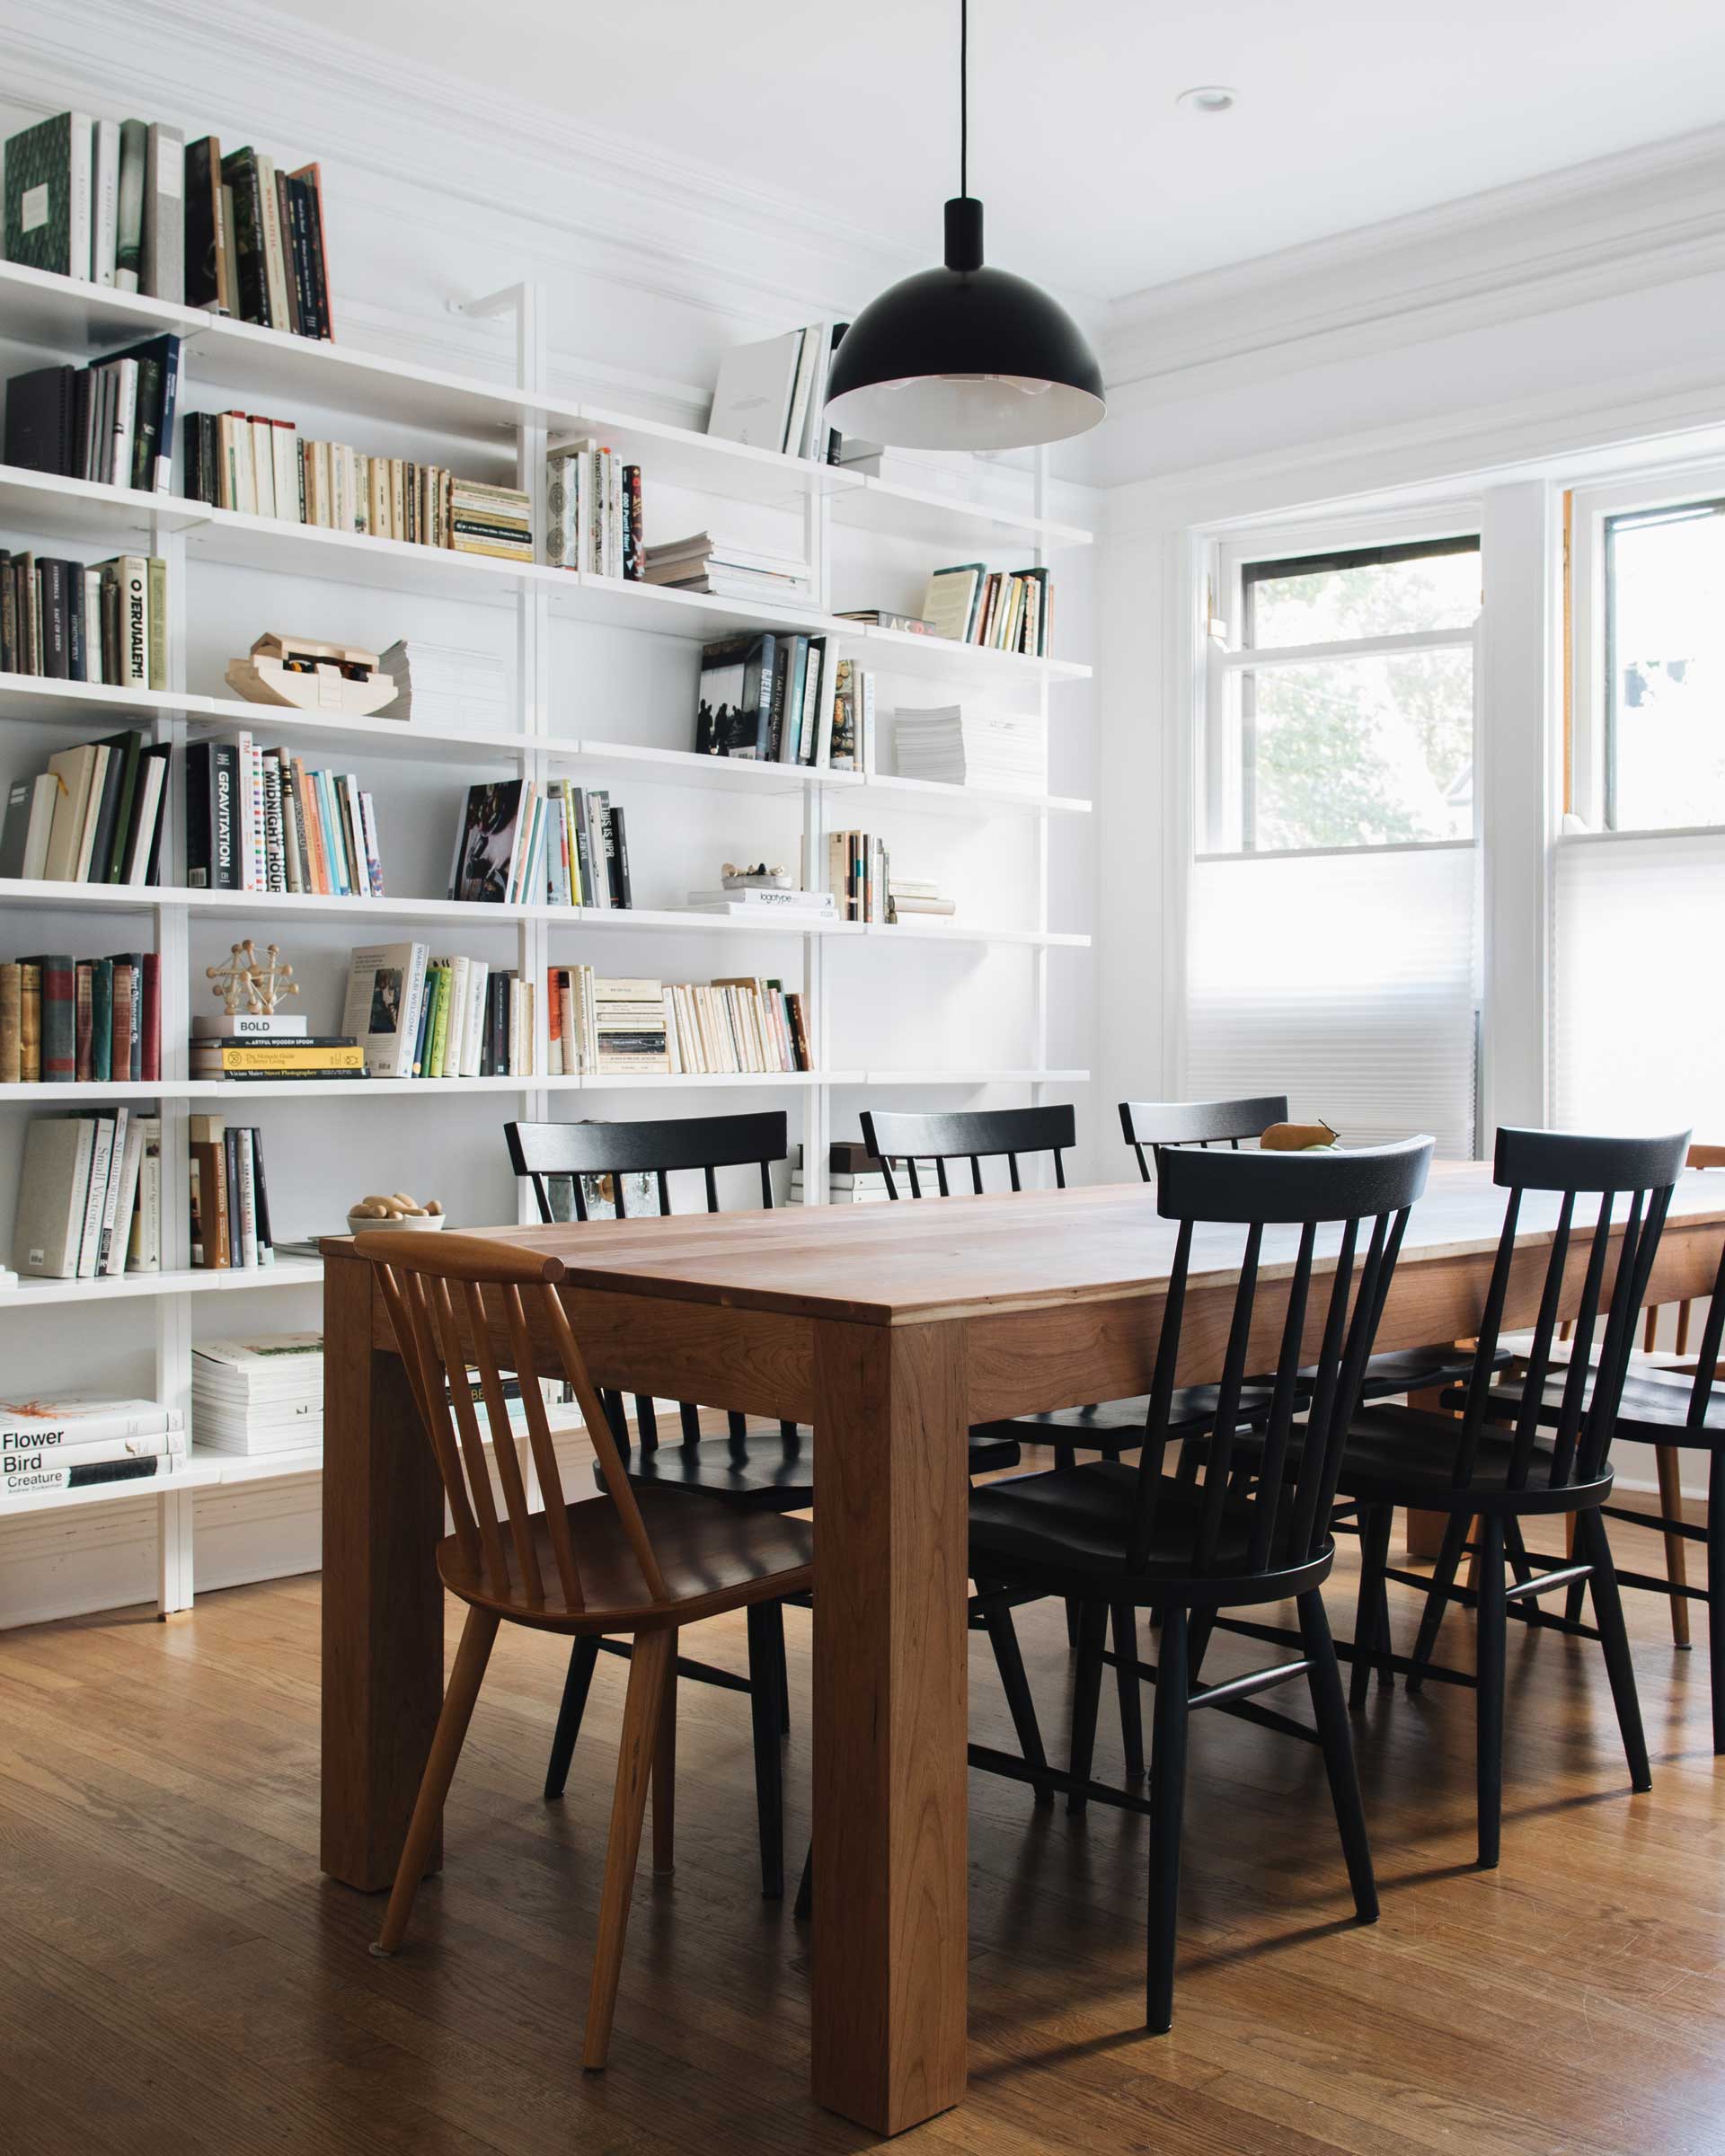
[3,112,93,278]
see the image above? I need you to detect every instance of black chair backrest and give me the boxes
[504,1112,791,1454]
[858,1104,1075,1199]
[506,1110,786,1223]
[1139,1136,1434,1578]
[1453,1127,1692,1490]
[1119,1096,1289,1183]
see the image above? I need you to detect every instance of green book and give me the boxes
[427,965,452,1080]
[4,112,93,278]
[90,958,115,1082]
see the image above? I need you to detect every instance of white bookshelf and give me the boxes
[0,261,1095,1602]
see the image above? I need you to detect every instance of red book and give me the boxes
[140,952,161,1082]
[24,953,75,1082]
[111,959,135,1084]
[75,961,93,1082]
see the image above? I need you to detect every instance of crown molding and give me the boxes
[1101,122,1725,405]
[0,0,930,327]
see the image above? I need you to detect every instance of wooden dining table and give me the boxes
[318,1160,1725,2135]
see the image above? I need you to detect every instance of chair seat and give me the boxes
[438,1483,814,1630]
[1467,1366,1725,1448]
[968,1460,1325,1606]
[1332,1402,1613,1514]
[1357,1342,1510,1401]
[971,1384,1275,1459]
[599,1422,1019,1507]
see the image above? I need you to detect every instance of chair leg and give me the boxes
[1146,1604,1191,2035]
[582,1626,676,2072]
[745,1601,786,1898]
[651,1627,677,1876]
[375,1606,500,1957]
[1406,1511,1468,1697]
[1298,1587,1378,1923]
[1563,1513,1587,1628]
[544,1635,602,1801]
[1066,1600,1108,1816]
[1112,1603,1146,1781]
[1349,1504,1394,1710]
[1475,1519,1508,1869]
[1710,1454,1725,1756]
[1656,1445,1693,1648]
[1064,1598,1082,1650]
[769,1598,792,1736]
[1578,1507,1652,1789]
[979,1582,1054,1804]
[793,1842,813,1920]
[1185,1608,1216,1688]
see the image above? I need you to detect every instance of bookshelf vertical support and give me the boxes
[1030,448,1052,1136]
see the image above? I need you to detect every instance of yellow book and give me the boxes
[193,1043,366,1072]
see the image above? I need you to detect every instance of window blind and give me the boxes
[1184,842,1479,1158]
[1553,829,1725,1135]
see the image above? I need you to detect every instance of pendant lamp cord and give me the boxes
[960,0,969,199]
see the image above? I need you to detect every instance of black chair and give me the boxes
[506,1110,803,1889]
[1331,1127,1692,1867]
[1459,1203,1725,1754]
[966,1135,1435,2033]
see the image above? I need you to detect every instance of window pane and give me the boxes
[1607,505,1725,831]
[1247,545,1481,647]
[1244,649,1473,852]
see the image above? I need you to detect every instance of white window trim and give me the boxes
[1569,453,1725,835]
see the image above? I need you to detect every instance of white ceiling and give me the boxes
[277,0,1725,302]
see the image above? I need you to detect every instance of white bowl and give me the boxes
[346,1210,447,1235]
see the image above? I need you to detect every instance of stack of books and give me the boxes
[818,830,892,923]
[694,632,872,770]
[4,337,181,494]
[706,322,838,461]
[0,730,171,887]
[0,953,161,1083]
[13,1109,161,1279]
[3,111,333,331]
[663,978,811,1074]
[180,408,526,554]
[188,1114,275,1268]
[342,942,534,1079]
[0,552,169,690]
[184,738,385,897]
[449,779,632,908]
[544,440,642,578]
[546,968,668,1077]
[889,876,956,919]
[790,1141,923,1206]
[191,1334,323,1456]
[891,706,1046,794]
[1,1394,186,1500]
[190,1012,365,1085]
[376,641,509,729]
[645,534,812,605]
[684,883,836,922]
[922,563,1054,657]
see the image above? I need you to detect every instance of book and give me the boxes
[140,122,184,304]
[189,1113,229,1268]
[449,782,526,904]
[919,563,986,640]
[706,329,804,451]
[342,941,432,1076]
[13,1116,96,1277]
[3,112,93,279]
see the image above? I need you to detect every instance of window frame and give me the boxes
[1569,455,1725,835]
[1204,512,1483,858]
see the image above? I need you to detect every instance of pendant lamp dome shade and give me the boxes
[824,196,1106,452]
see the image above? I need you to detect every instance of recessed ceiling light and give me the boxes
[1177,84,1237,114]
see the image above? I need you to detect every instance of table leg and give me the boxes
[811,1318,969,2134]
[320,1248,447,1893]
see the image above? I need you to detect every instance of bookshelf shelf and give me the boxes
[833,474,1092,552]
[0,261,1094,1620]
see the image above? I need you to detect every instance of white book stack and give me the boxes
[685,886,836,920]
[789,1166,893,1206]
[191,1333,324,1456]
[375,641,510,732]
[891,706,1047,794]
[1,1396,186,1499]
[643,534,815,605]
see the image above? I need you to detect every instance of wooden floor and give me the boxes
[3,1480,1722,2155]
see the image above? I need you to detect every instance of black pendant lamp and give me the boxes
[823,0,1105,452]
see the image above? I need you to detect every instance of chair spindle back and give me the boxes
[1118,1096,1289,1183]
[858,1104,1075,1200]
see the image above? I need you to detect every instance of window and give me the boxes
[1208,535,1482,854]
[1603,499,1725,832]
[1185,526,1484,1159]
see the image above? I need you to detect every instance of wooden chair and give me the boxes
[358,1230,813,2072]
[1332,1127,1692,1866]
[965,1136,1435,2032]
[506,1111,801,1869]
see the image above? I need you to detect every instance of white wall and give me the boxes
[0,0,1099,1623]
